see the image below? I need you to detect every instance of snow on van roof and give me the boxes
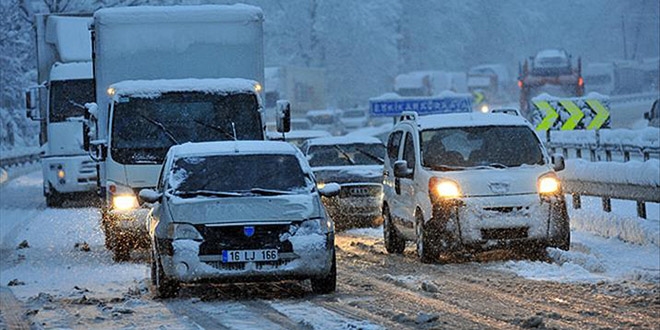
[95,4,263,24]
[170,141,299,158]
[46,15,92,62]
[49,62,92,81]
[415,112,532,130]
[306,135,383,146]
[111,78,259,98]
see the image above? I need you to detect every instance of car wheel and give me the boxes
[111,231,131,262]
[383,206,405,254]
[154,255,180,298]
[416,213,437,264]
[555,201,571,251]
[311,250,336,294]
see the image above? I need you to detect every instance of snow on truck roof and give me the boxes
[95,4,263,24]
[110,78,260,98]
[49,62,92,81]
[306,135,383,146]
[413,112,532,130]
[169,141,301,159]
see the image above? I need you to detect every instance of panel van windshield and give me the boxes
[110,92,261,164]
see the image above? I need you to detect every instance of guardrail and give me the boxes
[0,150,41,169]
[546,129,660,219]
[608,92,658,104]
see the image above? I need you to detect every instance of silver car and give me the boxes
[140,141,339,298]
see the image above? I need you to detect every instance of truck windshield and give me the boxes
[110,92,261,164]
[169,154,307,196]
[307,143,384,167]
[421,126,545,170]
[49,79,94,122]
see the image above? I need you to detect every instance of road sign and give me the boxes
[532,97,610,131]
[369,95,472,117]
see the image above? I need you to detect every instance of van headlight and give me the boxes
[538,173,561,194]
[168,223,203,241]
[429,177,461,199]
[113,195,139,210]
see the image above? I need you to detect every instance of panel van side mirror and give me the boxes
[551,154,565,172]
[276,100,291,133]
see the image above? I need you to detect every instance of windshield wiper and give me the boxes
[428,164,465,171]
[174,190,244,198]
[355,148,384,164]
[140,114,179,144]
[470,162,508,169]
[193,119,236,140]
[333,145,355,165]
[250,188,295,196]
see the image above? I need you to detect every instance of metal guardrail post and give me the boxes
[636,201,647,219]
[623,151,630,162]
[572,193,581,209]
[602,197,611,212]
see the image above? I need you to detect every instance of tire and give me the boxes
[311,250,336,294]
[150,249,157,286]
[383,206,405,254]
[416,213,437,264]
[555,203,571,251]
[45,189,63,208]
[154,254,180,299]
[111,231,131,262]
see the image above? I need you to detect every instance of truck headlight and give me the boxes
[168,223,203,241]
[429,177,461,199]
[538,173,561,194]
[113,195,139,210]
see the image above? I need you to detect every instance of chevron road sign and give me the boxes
[532,97,610,131]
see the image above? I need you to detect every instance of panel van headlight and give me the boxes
[538,173,561,194]
[168,223,203,241]
[113,195,139,210]
[429,177,461,199]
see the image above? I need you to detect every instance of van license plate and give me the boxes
[222,249,278,263]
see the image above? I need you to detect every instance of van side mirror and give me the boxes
[393,160,413,178]
[276,100,291,133]
[139,189,162,204]
[551,154,565,172]
[84,103,99,151]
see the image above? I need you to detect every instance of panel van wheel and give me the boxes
[154,255,180,299]
[416,214,437,264]
[311,250,336,294]
[383,206,405,254]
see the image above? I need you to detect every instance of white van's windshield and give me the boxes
[421,125,545,170]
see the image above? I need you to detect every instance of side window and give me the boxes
[402,132,416,169]
[387,131,403,165]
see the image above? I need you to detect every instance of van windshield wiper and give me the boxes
[428,164,465,171]
[174,190,244,198]
[193,119,236,140]
[140,114,179,144]
[470,162,508,169]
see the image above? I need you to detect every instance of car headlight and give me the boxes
[113,195,139,210]
[538,173,561,194]
[480,104,489,113]
[168,223,203,241]
[429,177,461,199]
[316,182,326,189]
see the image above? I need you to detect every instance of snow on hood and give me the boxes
[312,165,383,184]
[167,193,322,224]
[95,4,263,24]
[111,78,259,99]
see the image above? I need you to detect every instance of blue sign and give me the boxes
[369,96,472,117]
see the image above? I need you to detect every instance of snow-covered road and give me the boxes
[1,170,658,329]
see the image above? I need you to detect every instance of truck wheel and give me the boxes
[45,189,63,208]
[311,250,336,294]
[383,206,405,254]
[416,213,438,264]
[154,255,180,298]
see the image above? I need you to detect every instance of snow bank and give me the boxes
[561,159,660,186]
